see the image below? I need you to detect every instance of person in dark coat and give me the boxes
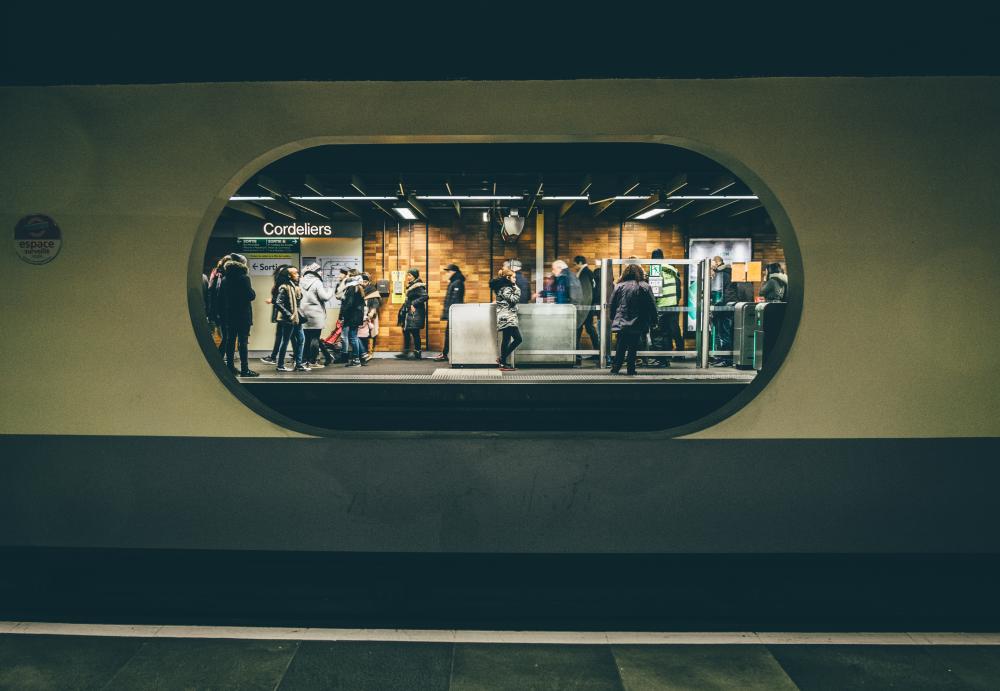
[759,262,788,302]
[434,263,465,361]
[710,255,739,367]
[339,270,367,367]
[273,266,309,372]
[206,257,227,355]
[219,253,258,377]
[573,256,600,363]
[608,263,657,376]
[506,259,531,304]
[396,268,428,359]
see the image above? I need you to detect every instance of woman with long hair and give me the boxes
[273,266,309,372]
[260,264,291,365]
[490,267,523,371]
[608,262,657,376]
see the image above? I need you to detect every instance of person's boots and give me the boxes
[239,367,259,377]
[394,350,411,359]
[413,351,422,360]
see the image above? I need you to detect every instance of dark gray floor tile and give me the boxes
[768,645,966,690]
[613,644,798,691]
[0,634,145,691]
[275,641,451,691]
[103,637,298,691]
[925,646,1000,690]
[450,644,623,691]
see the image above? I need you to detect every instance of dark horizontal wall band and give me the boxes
[1,435,999,554]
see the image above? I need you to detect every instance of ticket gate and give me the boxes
[753,302,787,371]
[732,302,757,370]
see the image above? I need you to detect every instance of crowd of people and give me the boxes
[204,249,787,377]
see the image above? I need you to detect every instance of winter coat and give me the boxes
[577,266,595,308]
[402,278,428,330]
[490,277,521,330]
[609,279,657,333]
[340,280,366,327]
[219,260,255,326]
[207,269,225,323]
[760,272,788,302]
[514,272,531,304]
[553,271,571,304]
[299,271,334,329]
[441,272,465,320]
[358,285,381,338]
[712,264,739,304]
[274,282,303,324]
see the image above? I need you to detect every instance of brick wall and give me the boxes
[363,211,685,353]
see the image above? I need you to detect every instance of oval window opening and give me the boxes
[193,142,798,433]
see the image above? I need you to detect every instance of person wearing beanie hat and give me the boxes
[395,268,428,359]
[433,263,465,361]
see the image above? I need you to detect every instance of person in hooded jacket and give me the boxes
[491,267,522,371]
[339,270,367,367]
[759,262,788,302]
[396,268,428,359]
[274,266,309,372]
[433,263,465,361]
[358,272,381,363]
[608,263,657,376]
[299,261,335,368]
[206,257,227,355]
[219,253,258,377]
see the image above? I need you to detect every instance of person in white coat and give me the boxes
[299,262,335,368]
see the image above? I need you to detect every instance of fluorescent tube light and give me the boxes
[614,195,652,201]
[543,196,590,201]
[482,211,489,222]
[416,195,524,201]
[393,207,418,220]
[634,208,669,220]
[292,196,397,201]
[668,195,759,200]
[230,196,275,201]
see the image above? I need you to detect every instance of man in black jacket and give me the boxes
[433,263,465,361]
[573,256,600,364]
[710,255,738,367]
[219,253,258,377]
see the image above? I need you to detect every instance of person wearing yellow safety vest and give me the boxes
[647,248,684,367]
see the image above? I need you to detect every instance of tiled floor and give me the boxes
[3,634,1000,690]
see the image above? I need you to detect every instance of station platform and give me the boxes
[244,354,757,385]
[2,626,999,689]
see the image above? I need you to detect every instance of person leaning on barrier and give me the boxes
[433,263,465,362]
[490,267,523,371]
[608,263,657,376]
[573,255,600,364]
[760,262,788,302]
[647,248,684,368]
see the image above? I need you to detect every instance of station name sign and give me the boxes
[262,222,333,237]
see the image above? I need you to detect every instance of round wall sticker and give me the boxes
[14,215,62,265]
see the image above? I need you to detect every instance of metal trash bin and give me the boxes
[448,303,500,366]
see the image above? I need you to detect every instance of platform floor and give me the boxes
[245,353,757,384]
[2,627,999,689]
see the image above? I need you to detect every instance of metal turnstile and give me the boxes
[753,301,787,371]
[732,301,757,370]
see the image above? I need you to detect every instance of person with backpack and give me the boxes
[433,263,465,362]
[760,262,788,302]
[273,266,309,372]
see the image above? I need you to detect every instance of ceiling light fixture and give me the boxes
[392,206,418,220]
[614,195,652,201]
[543,196,590,201]
[668,195,759,200]
[292,196,397,201]
[416,195,524,201]
[230,196,275,201]
[634,208,669,220]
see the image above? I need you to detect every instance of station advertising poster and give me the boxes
[14,214,62,265]
[302,255,363,307]
[687,238,752,330]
